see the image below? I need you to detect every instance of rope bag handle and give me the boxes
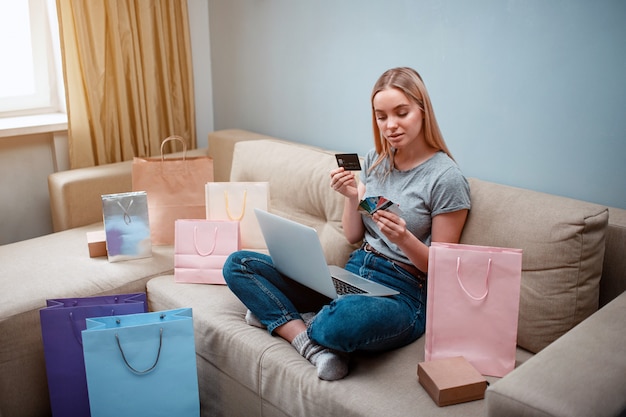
[456,257,491,301]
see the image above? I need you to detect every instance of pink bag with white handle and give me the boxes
[174,219,240,285]
[425,242,522,377]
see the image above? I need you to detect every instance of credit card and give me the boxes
[335,153,362,171]
[358,196,402,216]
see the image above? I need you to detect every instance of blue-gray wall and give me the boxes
[207,0,626,209]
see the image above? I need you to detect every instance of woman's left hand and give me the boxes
[372,209,408,245]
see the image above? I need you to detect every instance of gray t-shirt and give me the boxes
[361,150,471,264]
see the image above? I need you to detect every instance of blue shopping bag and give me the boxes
[82,308,200,417]
[39,293,147,417]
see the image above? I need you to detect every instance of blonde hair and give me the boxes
[370,67,453,174]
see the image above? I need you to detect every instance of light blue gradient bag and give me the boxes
[82,308,200,417]
[101,191,152,262]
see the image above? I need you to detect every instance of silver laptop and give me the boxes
[254,209,399,299]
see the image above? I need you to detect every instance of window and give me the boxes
[0,0,64,118]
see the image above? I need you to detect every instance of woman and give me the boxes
[223,67,470,381]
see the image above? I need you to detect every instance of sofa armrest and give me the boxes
[48,161,133,232]
[48,148,210,232]
[485,291,626,417]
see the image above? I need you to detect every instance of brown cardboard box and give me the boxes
[86,230,107,258]
[417,356,487,406]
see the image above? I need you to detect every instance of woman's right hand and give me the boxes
[332,167,365,244]
[330,167,358,199]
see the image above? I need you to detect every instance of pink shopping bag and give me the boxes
[174,219,240,284]
[425,242,522,377]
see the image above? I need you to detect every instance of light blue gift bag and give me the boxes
[82,308,200,417]
[101,191,152,262]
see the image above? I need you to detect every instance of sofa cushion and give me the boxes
[461,178,609,353]
[147,276,267,416]
[229,139,360,267]
[146,275,535,417]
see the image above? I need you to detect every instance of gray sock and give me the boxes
[291,331,349,381]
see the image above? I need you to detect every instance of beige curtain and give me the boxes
[56,0,196,168]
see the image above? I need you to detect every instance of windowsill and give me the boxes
[0,113,68,139]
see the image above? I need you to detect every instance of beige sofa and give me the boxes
[1,129,624,417]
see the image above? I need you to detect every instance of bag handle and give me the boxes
[116,199,134,225]
[115,327,163,375]
[160,135,187,161]
[224,190,247,221]
[194,225,218,256]
[456,257,491,301]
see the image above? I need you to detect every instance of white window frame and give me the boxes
[0,0,65,121]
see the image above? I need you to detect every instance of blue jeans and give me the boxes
[223,248,426,353]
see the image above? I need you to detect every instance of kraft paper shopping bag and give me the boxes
[174,219,240,284]
[39,293,147,417]
[132,136,214,245]
[425,242,522,377]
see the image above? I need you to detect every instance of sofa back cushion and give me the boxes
[461,178,608,353]
[230,140,610,353]
[229,139,359,266]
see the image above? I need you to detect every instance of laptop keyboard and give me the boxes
[332,277,367,295]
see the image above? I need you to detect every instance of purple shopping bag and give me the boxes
[39,293,147,417]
